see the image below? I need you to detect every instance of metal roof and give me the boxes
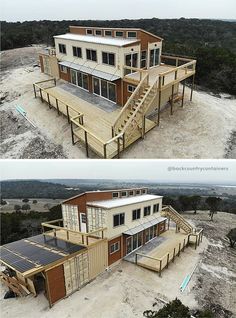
[87,194,162,209]
[58,61,120,82]
[123,216,167,236]
[54,33,140,47]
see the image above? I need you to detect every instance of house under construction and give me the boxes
[0,188,203,307]
[34,26,197,158]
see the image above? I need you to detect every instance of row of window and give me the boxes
[59,44,116,66]
[112,189,147,199]
[113,203,160,227]
[86,29,137,39]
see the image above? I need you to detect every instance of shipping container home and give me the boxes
[0,187,203,306]
[35,26,197,158]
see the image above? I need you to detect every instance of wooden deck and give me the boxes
[136,230,189,273]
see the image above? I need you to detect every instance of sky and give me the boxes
[0,160,236,185]
[1,0,236,22]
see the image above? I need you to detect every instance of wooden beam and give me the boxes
[56,99,60,115]
[181,81,185,107]
[157,89,161,126]
[171,85,174,115]
[70,122,75,145]
[66,105,70,124]
[190,75,195,101]
[84,131,89,157]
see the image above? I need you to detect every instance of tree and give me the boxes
[226,228,236,248]
[178,196,190,212]
[205,197,222,221]
[22,204,31,212]
[1,199,7,205]
[32,200,37,204]
[22,198,29,203]
[14,204,21,211]
[189,196,201,214]
[144,298,191,318]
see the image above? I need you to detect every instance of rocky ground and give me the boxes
[1,46,236,159]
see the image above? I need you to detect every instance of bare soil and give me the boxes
[1,46,236,159]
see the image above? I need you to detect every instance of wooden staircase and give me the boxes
[112,73,158,146]
[161,205,193,234]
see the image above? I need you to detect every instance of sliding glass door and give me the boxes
[70,69,88,90]
[93,77,116,103]
[149,48,160,67]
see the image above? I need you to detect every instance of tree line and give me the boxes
[1,18,236,95]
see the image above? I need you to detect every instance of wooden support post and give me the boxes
[53,229,56,237]
[117,138,120,159]
[54,78,56,86]
[82,234,84,245]
[157,86,162,126]
[122,133,125,150]
[33,84,36,98]
[70,122,75,145]
[159,260,162,277]
[190,75,195,101]
[56,99,60,115]
[178,243,181,256]
[39,88,43,102]
[66,230,69,241]
[47,93,51,109]
[171,85,174,115]
[183,239,185,251]
[101,230,104,239]
[195,235,198,250]
[66,105,70,124]
[112,127,114,138]
[86,236,89,245]
[84,131,89,158]
[173,248,176,262]
[142,115,145,138]
[135,254,138,264]
[103,144,107,159]
[166,253,170,269]
[168,218,170,230]
[181,81,185,107]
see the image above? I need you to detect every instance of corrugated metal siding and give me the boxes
[88,240,108,280]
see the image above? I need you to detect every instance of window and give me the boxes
[113,213,125,227]
[129,191,134,196]
[112,192,119,198]
[141,50,147,68]
[127,85,136,93]
[104,30,112,36]
[95,30,102,36]
[60,65,67,73]
[127,31,137,38]
[73,46,82,58]
[144,206,151,217]
[102,52,115,66]
[86,29,93,35]
[132,209,141,221]
[110,241,120,254]
[125,52,138,74]
[58,43,66,54]
[86,49,97,62]
[136,190,141,195]
[70,69,88,90]
[115,31,124,37]
[142,189,147,194]
[153,203,159,213]
[121,191,127,197]
[93,77,117,103]
[149,48,160,67]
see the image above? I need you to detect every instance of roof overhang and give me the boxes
[59,61,120,82]
[123,216,167,236]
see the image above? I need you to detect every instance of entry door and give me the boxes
[149,48,160,67]
[126,237,132,255]
[80,213,87,232]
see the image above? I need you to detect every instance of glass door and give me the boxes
[71,69,77,85]
[126,237,132,255]
[93,77,100,95]
[149,48,160,67]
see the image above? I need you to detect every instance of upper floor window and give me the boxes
[73,46,82,58]
[149,48,160,67]
[127,31,137,38]
[141,50,147,68]
[136,190,141,195]
[129,190,134,196]
[121,191,127,197]
[86,49,97,62]
[132,209,141,221]
[113,213,125,227]
[144,206,151,217]
[86,29,93,35]
[58,43,66,54]
[153,203,159,213]
[115,31,124,37]
[112,192,119,198]
[142,189,147,194]
[104,30,112,37]
[95,30,102,36]
[102,52,115,66]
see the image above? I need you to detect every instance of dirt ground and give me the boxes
[0,211,235,318]
[1,46,236,159]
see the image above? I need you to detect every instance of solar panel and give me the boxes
[1,251,22,264]
[12,259,37,273]
[0,247,11,257]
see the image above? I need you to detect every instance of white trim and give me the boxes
[110,241,120,254]
[104,30,113,37]
[127,84,136,93]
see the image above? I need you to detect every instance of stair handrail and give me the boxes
[163,205,193,232]
[112,71,149,134]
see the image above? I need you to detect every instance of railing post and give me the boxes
[54,78,56,86]
[157,79,162,126]
[159,260,162,277]
[195,235,198,249]
[181,80,185,107]
[70,122,75,145]
[66,105,70,124]
[39,88,43,102]
[112,126,114,138]
[84,131,89,158]
[117,137,120,159]
[33,84,36,98]
[173,248,176,262]
[56,98,60,115]
[171,85,174,115]
[122,133,125,150]
[135,254,138,264]
[103,144,107,159]
[66,230,69,241]
[190,75,195,101]
[178,243,181,256]
[166,253,170,269]
[47,93,51,109]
